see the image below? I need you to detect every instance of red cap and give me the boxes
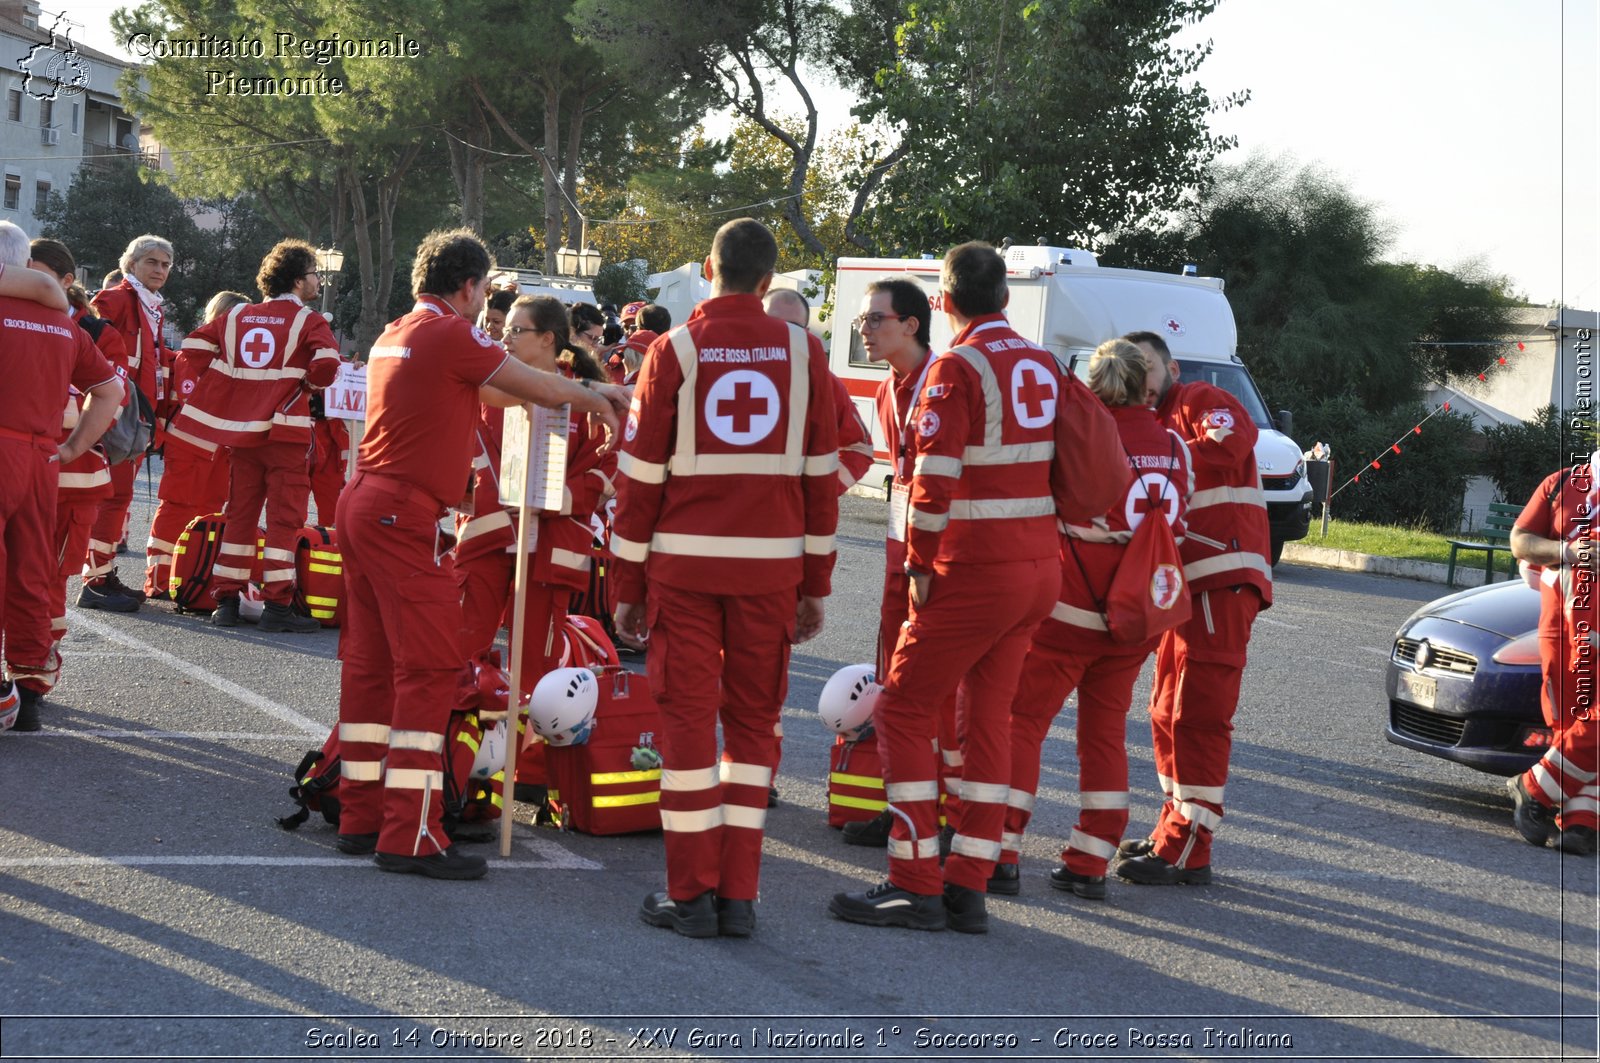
[621,301,647,323]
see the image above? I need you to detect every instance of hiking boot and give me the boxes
[102,569,146,603]
[259,601,321,633]
[374,845,487,880]
[211,596,240,628]
[640,890,718,938]
[987,862,1021,896]
[942,883,988,934]
[828,881,947,930]
[1508,775,1553,847]
[335,832,378,855]
[1554,825,1598,856]
[10,686,41,733]
[1117,836,1155,859]
[716,897,756,938]
[77,579,140,613]
[1115,852,1212,886]
[1049,864,1108,899]
[841,810,892,848]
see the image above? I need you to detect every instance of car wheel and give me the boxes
[1269,537,1284,567]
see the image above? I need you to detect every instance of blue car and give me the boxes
[1385,579,1548,776]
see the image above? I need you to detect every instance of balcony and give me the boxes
[84,138,157,170]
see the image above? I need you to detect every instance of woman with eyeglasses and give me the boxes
[567,302,609,382]
[455,294,619,808]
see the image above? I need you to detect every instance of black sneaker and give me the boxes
[943,883,988,934]
[640,890,718,938]
[77,579,140,613]
[374,845,487,880]
[1116,836,1155,860]
[335,832,378,855]
[259,601,321,633]
[716,897,756,938]
[12,686,41,733]
[1508,775,1553,847]
[1555,825,1598,856]
[987,862,1021,896]
[1115,852,1212,886]
[841,810,892,848]
[211,596,240,628]
[1049,864,1108,899]
[102,569,146,603]
[828,881,947,930]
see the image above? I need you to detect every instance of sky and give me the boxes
[52,0,1599,308]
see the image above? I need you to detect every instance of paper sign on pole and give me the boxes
[322,362,367,421]
[498,403,570,512]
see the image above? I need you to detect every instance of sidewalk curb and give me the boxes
[1281,542,1510,588]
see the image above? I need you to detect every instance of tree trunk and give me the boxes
[446,104,490,234]
[562,86,590,253]
[542,82,563,274]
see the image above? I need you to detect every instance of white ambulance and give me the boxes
[829,245,1314,563]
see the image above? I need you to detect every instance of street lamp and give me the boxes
[315,247,344,314]
[556,244,602,279]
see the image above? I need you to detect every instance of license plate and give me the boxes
[1398,672,1437,709]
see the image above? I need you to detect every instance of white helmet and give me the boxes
[818,663,880,739]
[472,719,507,779]
[528,667,599,747]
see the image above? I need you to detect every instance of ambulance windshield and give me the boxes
[1182,363,1273,429]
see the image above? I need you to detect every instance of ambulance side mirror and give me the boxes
[1275,409,1294,438]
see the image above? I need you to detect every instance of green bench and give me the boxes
[1446,502,1521,588]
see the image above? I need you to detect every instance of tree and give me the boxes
[842,0,1243,255]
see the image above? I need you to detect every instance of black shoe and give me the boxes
[374,845,487,880]
[1115,852,1212,885]
[828,881,947,930]
[1555,825,1598,856]
[12,686,42,733]
[640,890,718,938]
[841,810,892,848]
[1049,864,1108,899]
[1117,836,1155,860]
[1508,775,1553,847]
[77,579,140,613]
[335,832,378,855]
[937,823,955,863]
[716,897,756,938]
[943,883,988,934]
[987,862,1021,896]
[102,569,146,603]
[211,596,240,627]
[259,601,321,633]
[767,785,779,808]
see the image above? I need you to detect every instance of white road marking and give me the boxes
[1255,614,1301,630]
[1362,646,1393,656]
[65,609,325,735]
[0,836,602,871]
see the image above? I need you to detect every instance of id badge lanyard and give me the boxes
[887,355,932,543]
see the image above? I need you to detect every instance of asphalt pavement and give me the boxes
[0,488,1595,1062]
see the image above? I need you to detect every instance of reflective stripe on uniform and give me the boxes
[1066,828,1118,860]
[804,534,835,555]
[908,507,949,532]
[1175,800,1223,831]
[1189,485,1266,510]
[1171,781,1224,803]
[960,780,1009,804]
[915,454,963,478]
[385,768,443,791]
[340,760,383,782]
[1183,551,1273,584]
[457,510,511,545]
[1078,790,1129,810]
[661,765,720,792]
[1050,602,1107,630]
[610,534,649,563]
[1550,748,1599,783]
[389,729,445,753]
[963,440,1054,467]
[886,780,939,803]
[550,547,591,572]
[949,496,1054,521]
[949,833,1002,860]
[1006,789,1035,812]
[719,761,772,788]
[651,532,803,559]
[660,806,723,832]
[722,804,767,830]
[617,451,667,484]
[887,836,941,860]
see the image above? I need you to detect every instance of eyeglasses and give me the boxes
[581,329,604,343]
[854,312,910,331]
[505,325,544,337]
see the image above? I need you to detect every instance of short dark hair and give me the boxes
[486,289,517,315]
[941,241,1007,317]
[1123,330,1172,363]
[866,277,932,348]
[639,303,671,332]
[28,237,74,279]
[411,228,491,299]
[570,302,605,332]
[257,239,317,299]
[710,218,778,294]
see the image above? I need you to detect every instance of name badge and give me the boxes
[888,482,910,542]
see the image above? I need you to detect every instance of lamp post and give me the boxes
[555,218,602,279]
[314,247,344,314]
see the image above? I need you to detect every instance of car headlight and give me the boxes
[1491,632,1541,666]
[1294,459,1306,482]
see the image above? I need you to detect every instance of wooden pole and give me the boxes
[498,404,535,859]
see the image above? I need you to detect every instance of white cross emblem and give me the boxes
[705,370,780,445]
[1010,359,1058,429]
[239,328,276,369]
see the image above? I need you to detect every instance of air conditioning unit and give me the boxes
[41,126,60,146]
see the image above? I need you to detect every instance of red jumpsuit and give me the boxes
[168,296,341,605]
[309,415,349,524]
[51,388,114,676]
[144,348,231,597]
[2,296,117,694]
[335,297,511,857]
[1144,379,1272,870]
[455,401,616,787]
[612,298,838,903]
[877,315,1084,896]
[872,351,963,822]
[1515,468,1600,832]
[1005,405,1192,876]
[87,280,169,583]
